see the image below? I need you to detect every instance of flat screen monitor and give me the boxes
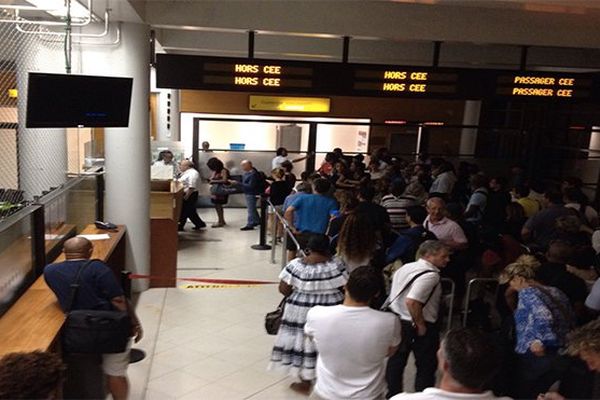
[26,72,133,128]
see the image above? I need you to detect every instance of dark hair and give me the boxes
[545,189,563,205]
[325,152,337,163]
[491,176,508,189]
[206,157,224,172]
[313,178,331,194]
[345,266,384,303]
[514,184,530,198]
[306,234,331,255]
[337,213,376,264]
[0,351,66,399]
[300,171,310,181]
[354,154,365,163]
[157,150,174,161]
[389,180,406,197]
[445,202,464,221]
[276,147,287,156]
[281,160,293,172]
[545,239,573,265]
[562,176,582,189]
[359,185,375,202]
[470,174,487,189]
[442,328,501,390]
[506,202,525,222]
[406,206,428,224]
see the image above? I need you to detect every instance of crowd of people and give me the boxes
[256,147,600,399]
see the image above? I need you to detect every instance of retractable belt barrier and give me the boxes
[127,274,278,285]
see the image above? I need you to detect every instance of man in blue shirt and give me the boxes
[386,206,437,265]
[237,160,263,230]
[284,178,338,261]
[44,237,142,400]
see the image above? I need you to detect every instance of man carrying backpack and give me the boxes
[386,206,437,265]
[236,160,265,231]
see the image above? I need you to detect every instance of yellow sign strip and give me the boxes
[180,284,262,290]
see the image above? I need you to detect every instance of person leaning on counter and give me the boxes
[44,237,143,400]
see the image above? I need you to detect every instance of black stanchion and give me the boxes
[121,270,146,364]
[251,194,272,251]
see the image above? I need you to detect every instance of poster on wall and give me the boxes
[357,131,368,153]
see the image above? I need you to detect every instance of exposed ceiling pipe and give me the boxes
[39,22,121,46]
[0,0,93,27]
[16,9,109,38]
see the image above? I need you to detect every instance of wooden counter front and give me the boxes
[151,180,183,220]
[0,225,126,357]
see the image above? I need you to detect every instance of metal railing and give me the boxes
[462,277,500,328]
[266,198,306,268]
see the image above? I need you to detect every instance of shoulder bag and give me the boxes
[264,297,287,335]
[381,269,440,352]
[62,260,132,354]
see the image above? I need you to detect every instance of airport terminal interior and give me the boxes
[2,0,600,399]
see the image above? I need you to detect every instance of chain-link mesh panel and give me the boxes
[0,11,69,215]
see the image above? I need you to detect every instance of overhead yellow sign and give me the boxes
[249,95,330,113]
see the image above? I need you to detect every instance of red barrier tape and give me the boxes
[128,274,278,285]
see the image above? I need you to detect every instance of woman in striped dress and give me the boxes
[269,234,348,394]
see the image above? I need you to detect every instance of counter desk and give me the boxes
[0,225,126,357]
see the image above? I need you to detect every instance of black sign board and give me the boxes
[156,54,599,102]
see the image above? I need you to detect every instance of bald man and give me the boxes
[44,237,142,400]
[236,160,262,230]
[178,159,206,231]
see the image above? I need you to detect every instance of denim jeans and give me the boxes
[245,194,260,226]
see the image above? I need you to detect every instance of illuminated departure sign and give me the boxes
[496,74,592,98]
[201,60,313,90]
[352,68,458,96]
[156,54,600,102]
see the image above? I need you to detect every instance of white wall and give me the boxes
[180,113,370,158]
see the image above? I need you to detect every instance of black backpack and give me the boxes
[254,169,269,194]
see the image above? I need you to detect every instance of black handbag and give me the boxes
[62,260,132,354]
[210,183,243,196]
[265,297,286,335]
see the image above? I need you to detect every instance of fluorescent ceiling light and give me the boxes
[26,0,91,20]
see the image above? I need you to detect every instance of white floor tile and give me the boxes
[147,370,210,398]
[129,208,418,399]
[176,382,246,400]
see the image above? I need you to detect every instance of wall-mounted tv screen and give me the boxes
[26,73,133,128]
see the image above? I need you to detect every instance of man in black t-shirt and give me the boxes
[44,237,142,400]
[537,240,588,323]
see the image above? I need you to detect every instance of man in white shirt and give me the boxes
[386,240,450,397]
[177,160,206,231]
[272,147,311,169]
[424,198,468,250]
[391,328,510,400]
[305,266,401,400]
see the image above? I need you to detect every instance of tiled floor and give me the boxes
[129,208,415,399]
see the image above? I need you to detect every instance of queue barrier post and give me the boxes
[121,270,132,299]
[281,231,288,269]
[462,277,500,328]
[440,278,455,332]
[251,194,272,251]
[270,203,278,264]
[120,270,145,364]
